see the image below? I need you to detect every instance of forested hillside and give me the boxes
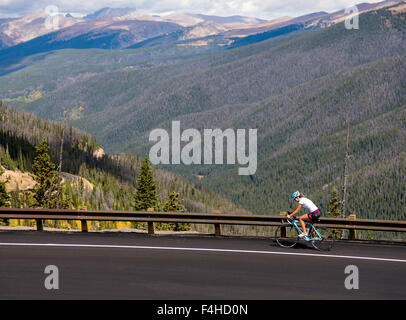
[1,4,405,223]
[18,7,406,152]
[0,102,250,231]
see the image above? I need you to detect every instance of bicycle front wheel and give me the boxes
[311,227,335,251]
[275,224,299,248]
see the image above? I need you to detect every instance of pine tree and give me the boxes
[328,187,341,218]
[60,183,73,209]
[31,140,58,208]
[134,154,158,211]
[163,191,190,231]
[0,166,11,226]
[163,191,186,212]
[0,181,10,208]
[328,187,341,239]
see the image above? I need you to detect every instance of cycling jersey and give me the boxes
[298,197,318,213]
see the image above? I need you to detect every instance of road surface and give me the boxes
[0,230,405,299]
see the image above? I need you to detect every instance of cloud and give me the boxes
[0,0,385,19]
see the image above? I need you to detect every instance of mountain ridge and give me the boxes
[1,1,401,57]
[1,3,405,223]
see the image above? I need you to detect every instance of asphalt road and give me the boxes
[0,230,405,300]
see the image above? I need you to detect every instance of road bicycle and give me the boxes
[275,214,335,251]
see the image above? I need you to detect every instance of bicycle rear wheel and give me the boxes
[275,224,299,248]
[311,227,335,251]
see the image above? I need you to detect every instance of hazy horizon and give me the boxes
[0,0,389,20]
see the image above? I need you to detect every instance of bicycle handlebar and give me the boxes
[285,214,297,223]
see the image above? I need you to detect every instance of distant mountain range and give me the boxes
[0,1,401,57]
[0,8,265,50]
[84,7,138,20]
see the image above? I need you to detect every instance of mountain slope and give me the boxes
[0,102,250,216]
[1,1,401,67]
[201,56,406,218]
[21,6,406,149]
[0,18,184,73]
[1,4,406,221]
[0,12,79,47]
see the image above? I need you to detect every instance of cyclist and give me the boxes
[287,191,321,239]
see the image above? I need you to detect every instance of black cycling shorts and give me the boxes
[308,210,321,222]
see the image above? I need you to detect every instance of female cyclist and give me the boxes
[287,191,321,239]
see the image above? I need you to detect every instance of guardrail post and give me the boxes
[281,226,286,238]
[81,220,88,232]
[213,210,222,236]
[279,212,287,237]
[36,219,43,231]
[147,208,155,235]
[214,224,221,237]
[148,222,155,235]
[348,214,356,240]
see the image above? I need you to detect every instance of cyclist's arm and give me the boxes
[288,204,302,218]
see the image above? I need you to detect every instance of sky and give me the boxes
[0,0,386,19]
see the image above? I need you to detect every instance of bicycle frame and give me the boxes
[289,219,322,241]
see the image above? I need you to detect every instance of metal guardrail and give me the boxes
[0,208,405,239]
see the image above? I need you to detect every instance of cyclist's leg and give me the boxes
[299,214,311,234]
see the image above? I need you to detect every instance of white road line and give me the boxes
[0,242,405,263]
